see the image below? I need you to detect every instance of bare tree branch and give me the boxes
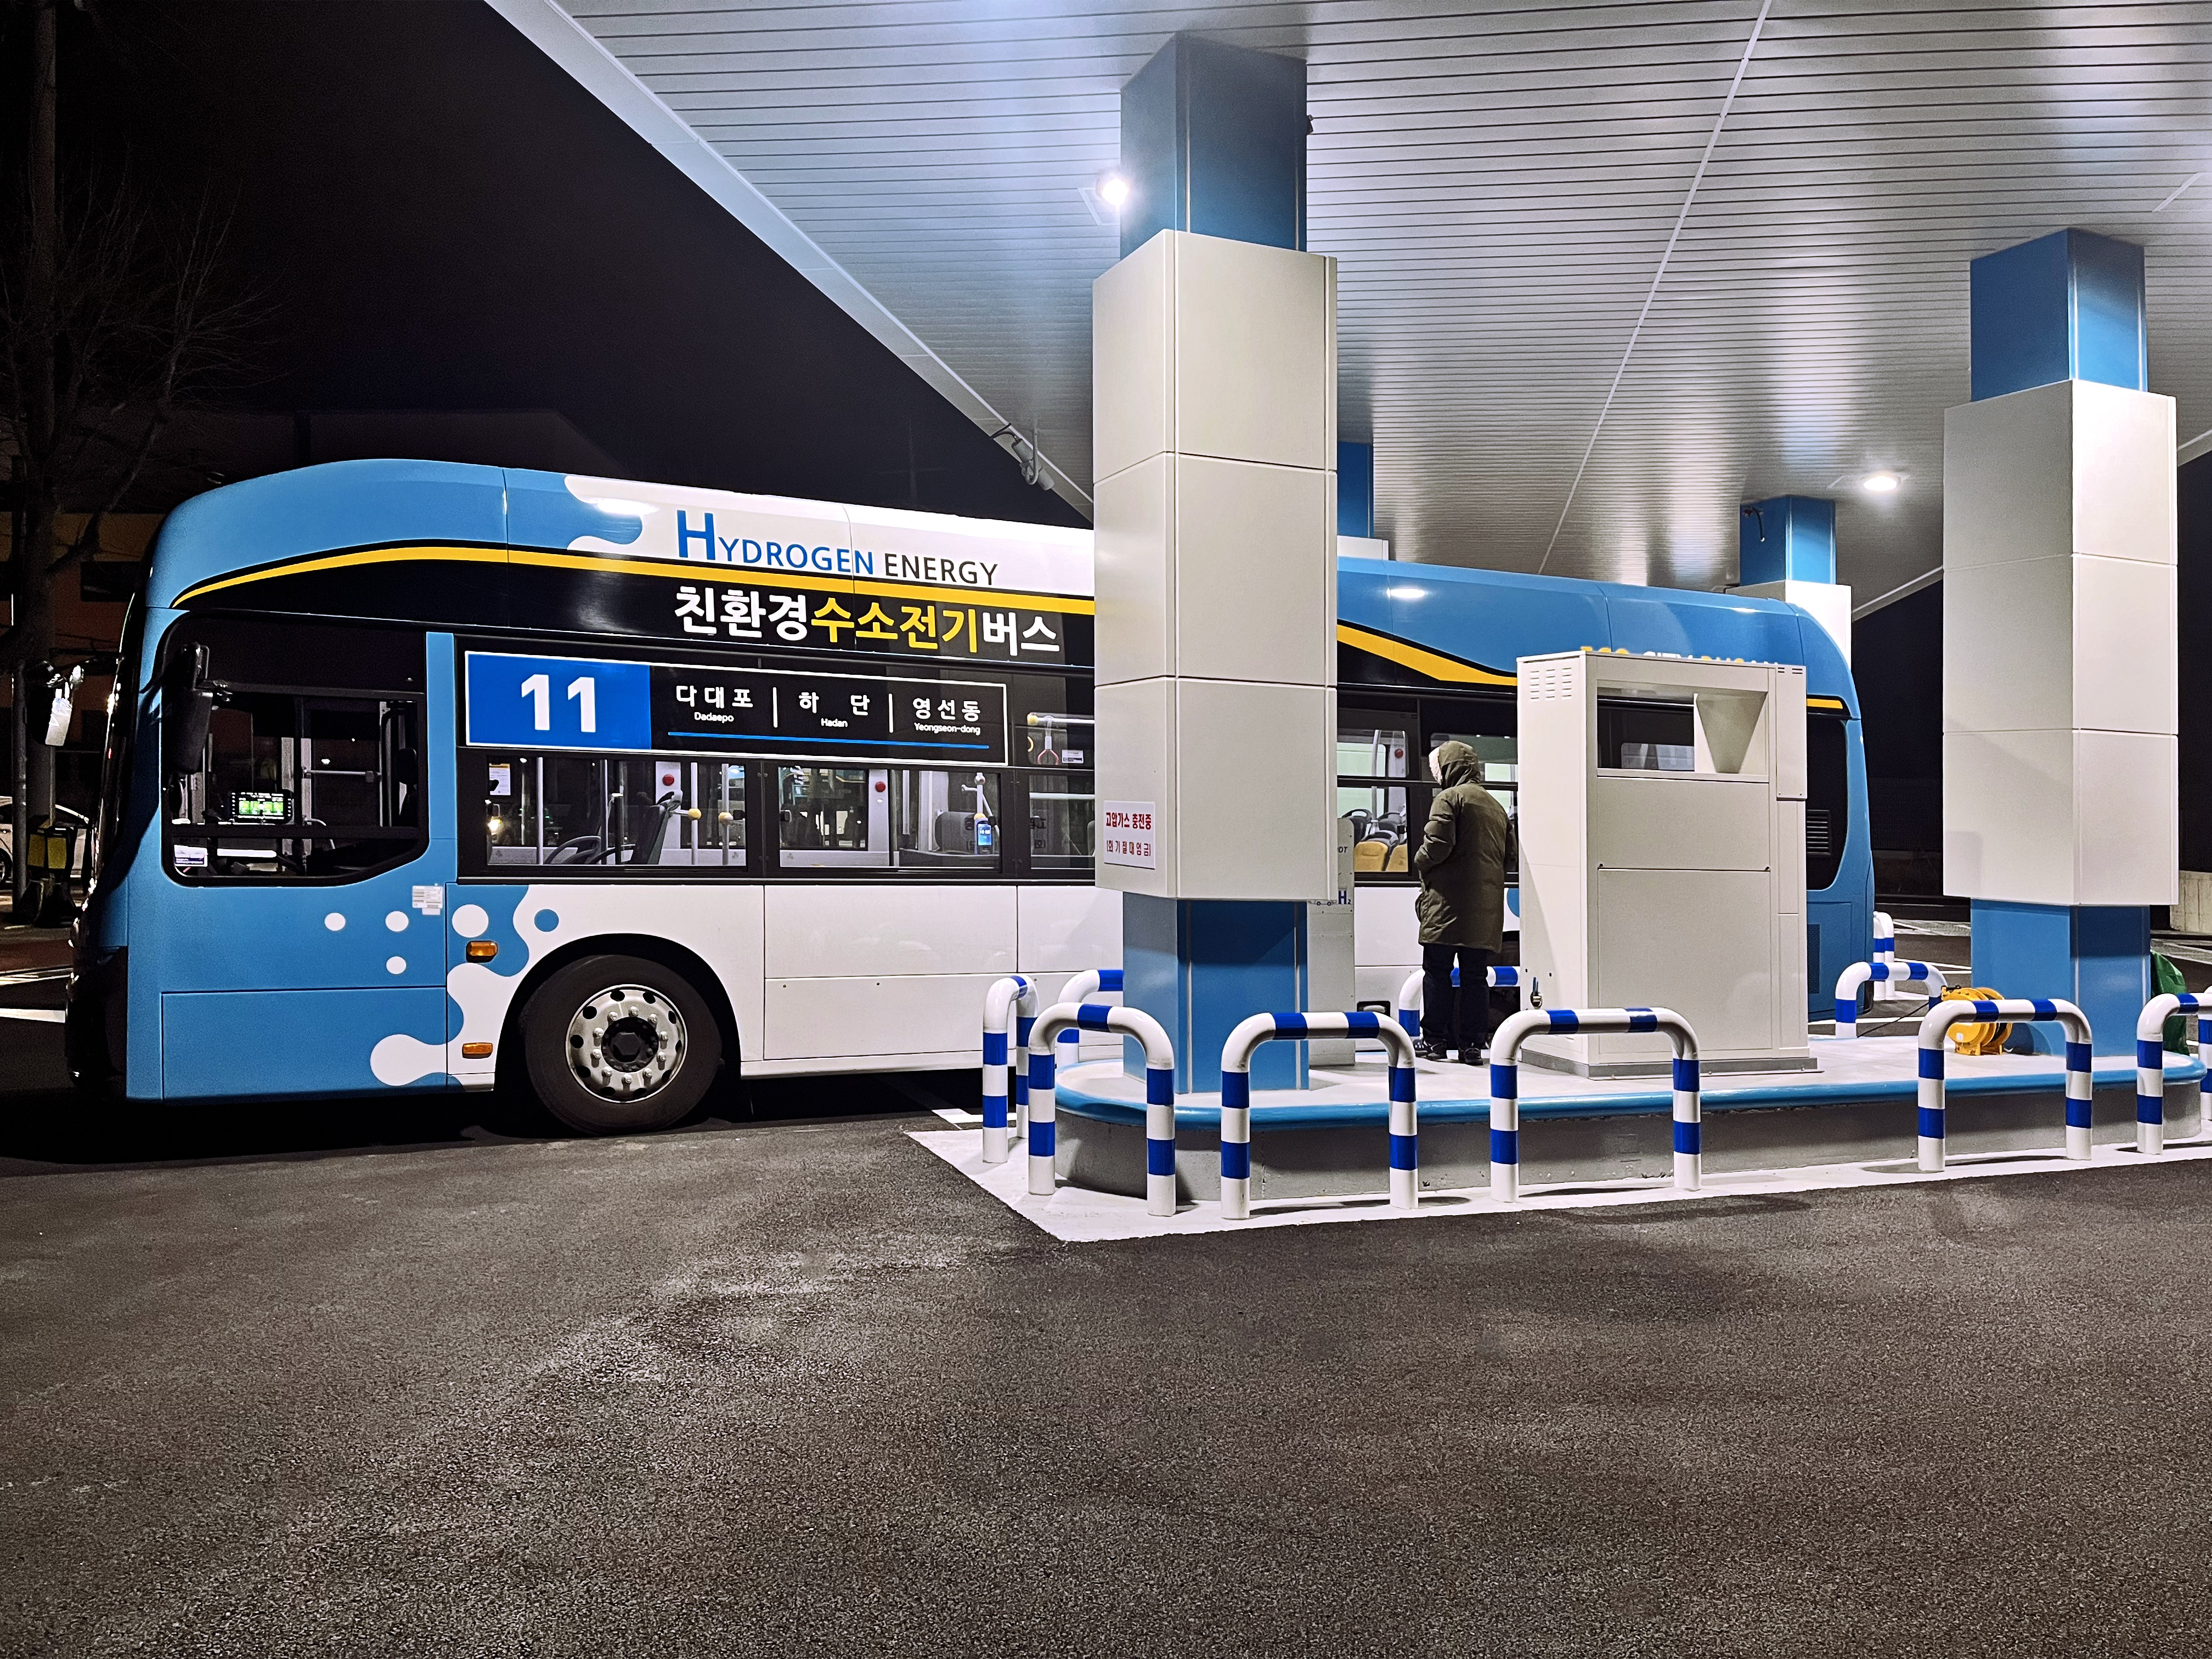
[0,167,267,671]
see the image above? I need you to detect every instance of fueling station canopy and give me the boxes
[493,0,2212,603]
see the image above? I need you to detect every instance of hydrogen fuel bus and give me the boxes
[67,459,1871,1131]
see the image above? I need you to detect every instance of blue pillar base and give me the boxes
[1123,894,1308,1094]
[1969,900,2150,1057]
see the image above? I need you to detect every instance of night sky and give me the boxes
[35,0,1085,527]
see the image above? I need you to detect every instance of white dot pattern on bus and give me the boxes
[385,912,408,933]
[324,913,345,932]
[386,957,406,975]
[452,904,489,938]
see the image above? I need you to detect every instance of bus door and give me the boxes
[144,618,454,1100]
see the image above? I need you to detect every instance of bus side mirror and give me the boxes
[161,642,218,780]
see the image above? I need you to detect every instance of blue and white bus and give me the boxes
[1330,556,1873,1015]
[69,459,1871,1131]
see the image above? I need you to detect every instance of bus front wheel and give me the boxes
[521,954,723,1134]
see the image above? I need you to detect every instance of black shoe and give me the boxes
[1457,1048,1486,1065]
[1413,1040,1449,1062]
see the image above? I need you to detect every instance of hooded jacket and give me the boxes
[1412,740,1513,950]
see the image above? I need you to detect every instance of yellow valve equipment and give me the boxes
[1942,988,2013,1056]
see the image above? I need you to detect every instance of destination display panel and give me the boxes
[463,651,1009,766]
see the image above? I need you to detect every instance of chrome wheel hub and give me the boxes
[566,984,686,1101]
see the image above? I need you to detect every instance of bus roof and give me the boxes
[1336,555,1858,716]
[145,459,1856,718]
[145,459,1096,608]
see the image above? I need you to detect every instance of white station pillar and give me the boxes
[1091,35,1339,1093]
[1944,228,2177,1053]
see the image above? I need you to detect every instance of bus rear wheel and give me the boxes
[521,954,723,1134]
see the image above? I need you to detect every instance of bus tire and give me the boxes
[521,953,723,1135]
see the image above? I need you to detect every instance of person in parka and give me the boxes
[1412,739,1514,1062]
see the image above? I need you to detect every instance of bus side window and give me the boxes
[159,618,427,885]
[771,766,1022,872]
[1338,706,1418,879]
[470,753,752,871]
[1028,771,1094,870]
[1807,714,1849,891]
[456,752,1092,881]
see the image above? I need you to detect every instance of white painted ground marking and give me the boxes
[0,1007,67,1024]
[910,1128,2212,1245]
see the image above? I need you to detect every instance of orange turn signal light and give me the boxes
[461,1041,493,1059]
[465,940,498,961]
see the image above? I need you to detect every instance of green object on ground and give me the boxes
[2154,952,2189,1053]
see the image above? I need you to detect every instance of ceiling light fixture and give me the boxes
[1861,472,1902,494]
[1096,171,1131,209]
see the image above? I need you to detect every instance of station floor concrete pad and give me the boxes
[916,1121,2212,1243]
[7,1097,2212,1656]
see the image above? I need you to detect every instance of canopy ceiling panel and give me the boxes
[522,0,2212,600]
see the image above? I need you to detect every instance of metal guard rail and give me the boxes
[1219,1011,1418,1220]
[1915,998,2090,1171]
[1487,1007,1700,1203]
[1833,958,1948,1038]
[2136,992,2209,1159]
[1028,1002,1178,1214]
[1054,968,1124,1063]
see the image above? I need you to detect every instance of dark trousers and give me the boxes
[1421,944,1496,1056]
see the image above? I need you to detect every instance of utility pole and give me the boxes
[7,0,63,911]
[12,0,63,862]
[8,459,25,910]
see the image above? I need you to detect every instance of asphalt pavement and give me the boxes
[7,1006,2212,1657]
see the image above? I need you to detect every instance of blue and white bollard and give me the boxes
[1486,1005,1701,1203]
[1915,1032,1945,1171]
[1386,1041,1419,1209]
[1672,1048,1702,1189]
[1219,1070,1252,1220]
[1914,997,2093,1171]
[1218,1011,1419,1219]
[1833,958,1948,1039]
[1015,1006,1037,1138]
[1027,1043,1058,1195]
[1487,1049,1519,1204]
[979,975,1037,1164]
[1026,1000,1178,1215]
[1054,967,1123,1069]
[2135,992,2207,1158]
[1395,969,1423,1043]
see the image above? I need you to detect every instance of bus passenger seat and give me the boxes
[628,802,678,865]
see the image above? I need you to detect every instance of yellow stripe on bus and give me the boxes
[1334,623,1516,686]
[177,543,1098,616]
[176,545,509,603]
